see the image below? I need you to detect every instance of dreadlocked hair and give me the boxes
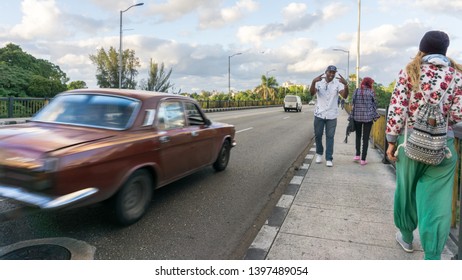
[406,51,462,92]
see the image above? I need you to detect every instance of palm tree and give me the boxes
[254,75,278,100]
[142,59,173,92]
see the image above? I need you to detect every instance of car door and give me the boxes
[156,100,191,182]
[183,101,216,169]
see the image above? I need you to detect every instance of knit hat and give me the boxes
[419,31,450,55]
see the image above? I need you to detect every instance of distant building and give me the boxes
[282,81,308,90]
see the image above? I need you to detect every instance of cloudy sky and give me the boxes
[1,0,462,93]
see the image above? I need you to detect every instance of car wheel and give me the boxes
[213,140,231,171]
[113,169,153,226]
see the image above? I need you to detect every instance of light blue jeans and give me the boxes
[314,116,337,161]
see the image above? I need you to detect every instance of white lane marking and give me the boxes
[209,108,282,121]
[283,116,290,120]
[236,127,253,133]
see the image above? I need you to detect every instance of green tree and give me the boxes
[234,90,258,101]
[124,49,140,89]
[375,81,394,109]
[89,47,140,89]
[140,59,174,92]
[0,43,68,97]
[210,92,228,101]
[254,75,278,100]
[68,80,87,90]
[199,90,213,100]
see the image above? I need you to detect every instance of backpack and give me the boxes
[395,81,453,165]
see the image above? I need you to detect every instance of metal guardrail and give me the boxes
[0,97,50,118]
[0,97,283,118]
[198,99,282,109]
[365,105,461,260]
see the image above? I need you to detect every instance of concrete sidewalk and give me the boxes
[245,109,456,260]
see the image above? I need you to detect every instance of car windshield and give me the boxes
[285,96,297,102]
[32,94,140,130]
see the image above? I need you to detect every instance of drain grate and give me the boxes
[0,244,71,260]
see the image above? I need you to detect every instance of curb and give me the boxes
[244,149,315,260]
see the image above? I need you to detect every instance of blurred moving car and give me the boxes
[0,89,236,225]
[283,95,302,112]
[308,100,316,105]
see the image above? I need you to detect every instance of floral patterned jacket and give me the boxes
[386,55,462,143]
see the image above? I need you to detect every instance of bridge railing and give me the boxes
[0,97,50,118]
[0,97,283,118]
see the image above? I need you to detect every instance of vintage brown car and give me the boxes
[0,89,236,225]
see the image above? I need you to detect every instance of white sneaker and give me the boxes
[315,154,322,164]
[326,160,333,167]
[395,232,414,253]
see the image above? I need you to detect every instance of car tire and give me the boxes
[213,140,231,172]
[113,169,153,226]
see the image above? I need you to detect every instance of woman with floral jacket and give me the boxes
[386,30,462,260]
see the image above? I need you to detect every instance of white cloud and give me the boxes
[287,49,339,74]
[3,0,462,92]
[415,0,462,10]
[236,26,262,46]
[57,53,90,66]
[199,0,258,29]
[149,0,219,22]
[10,0,67,40]
[355,20,426,56]
[279,38,316,60]
[223,0,258,21]
[322,2,350,21]
[379,0,462,14]
[235,2,352,47]
[282,3,308,19]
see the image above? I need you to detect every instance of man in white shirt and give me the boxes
[309,65,349,167]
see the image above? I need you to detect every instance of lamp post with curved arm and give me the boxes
[333,48,350,82]
[228,52,242,97]
[119,3,144,89]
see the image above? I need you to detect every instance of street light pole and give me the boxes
[228,52,242,97]
[333,48,350,81]
[119,3,144,89]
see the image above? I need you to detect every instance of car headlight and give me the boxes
[35,157,60,173]
[31,158,59,190]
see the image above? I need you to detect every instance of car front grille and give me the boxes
[0,166,53,191]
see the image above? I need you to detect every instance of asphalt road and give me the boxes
[0,106,314,259]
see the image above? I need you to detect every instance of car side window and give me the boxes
[184,102,206,126]
[157,101,185,130]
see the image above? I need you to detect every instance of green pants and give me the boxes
[394,137,457,260]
